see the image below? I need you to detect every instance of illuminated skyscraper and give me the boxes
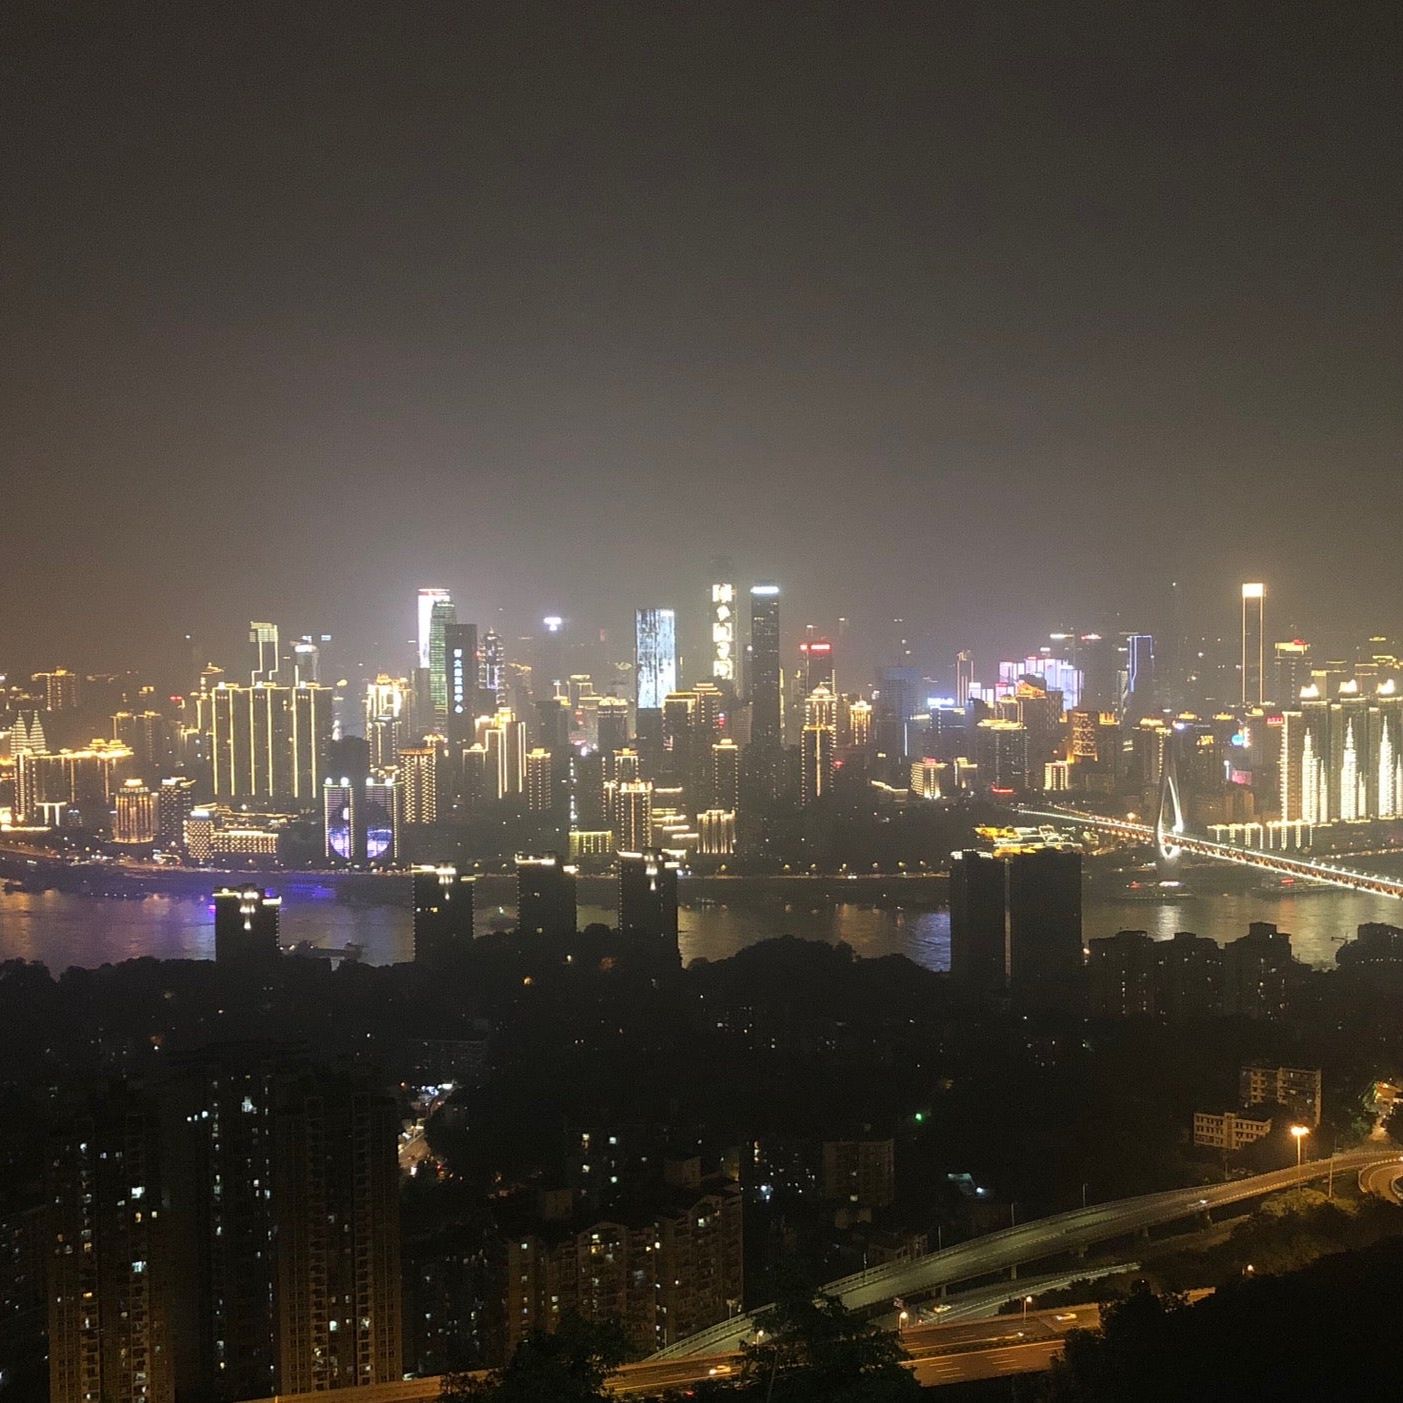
[712,738,741,814]
[209,682,329,804]
[417,588,451,670]
[535,615,566,704]
[249,622,280,683]
[113,778,157,844]
[1242,583,1265,708]
[799,638,835,695]
[10,709,47,754]
[697,808,735,855]
[481,708,526,798]
[525,747,553,812]
[33,668,79,711]
[614,779,653,851]
[596,696,630,754]
[398,747,439,825]
[955,651,975,708]
[481,628,505,707]
[635,608,677,712]
[800,685,837,805]
[847,698,873,750]
[324,773,400,865]
[156,775,196,847]
[709,556,737,686]
[1279,678,1403,825]
[1272,639,1312,706]
[15,742,133,825]
[1119,633,1155,720]
[427,595,456,728]
[445,622,478,751]
[748,585,781,746]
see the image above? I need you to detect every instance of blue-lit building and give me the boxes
[635,608,677,712]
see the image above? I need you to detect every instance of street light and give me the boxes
[1022,1295,1034,1325]
[1290,1124,1309,1181]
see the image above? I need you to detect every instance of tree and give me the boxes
[739,1289,922,1401]
[439,1313,631,1403]
[1385,1100,1403,1145]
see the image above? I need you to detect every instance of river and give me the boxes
[2,878,1400,973]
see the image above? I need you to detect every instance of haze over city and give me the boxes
[6,2,1401,677]
[5,5,1403,1403]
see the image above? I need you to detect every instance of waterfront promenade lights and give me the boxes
[1291,1124,1310,1180]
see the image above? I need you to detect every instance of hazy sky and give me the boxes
[4,2,1400,682]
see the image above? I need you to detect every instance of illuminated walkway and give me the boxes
[1016,806,1403,900]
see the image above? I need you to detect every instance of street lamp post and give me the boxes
[1022,1295,1033,1326]
[1290,1125,1309,1182]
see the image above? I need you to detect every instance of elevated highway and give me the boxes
[651,1152,1395,1358]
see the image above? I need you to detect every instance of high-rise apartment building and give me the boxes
[412,865,475,963]
[156,775,196,847]
[213,887,281,964]
[618,849,680,945]
[48,1093,174,1403]
[272,1076,403,1391]
[950,848,1082,997]
[1279,678,1403,824]
[613,778,653,852]
[33,668,80,711]
[398,746,439,825]
[515,853,577,937]
[712,738,741,814]
[480,708,527,799]
[525,747,553,812]
[209,682,329,805]
[596,696,630,754]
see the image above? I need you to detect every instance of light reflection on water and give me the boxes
[1,882,1400,974]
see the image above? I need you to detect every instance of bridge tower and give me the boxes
[1154,728,1186,881]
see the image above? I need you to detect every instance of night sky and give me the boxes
[4,2,1400,682]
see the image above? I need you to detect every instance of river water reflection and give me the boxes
[3,878,1400,973]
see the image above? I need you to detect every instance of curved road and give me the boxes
[1359,1158,1403,1204]
[651,1152,1397,1359]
